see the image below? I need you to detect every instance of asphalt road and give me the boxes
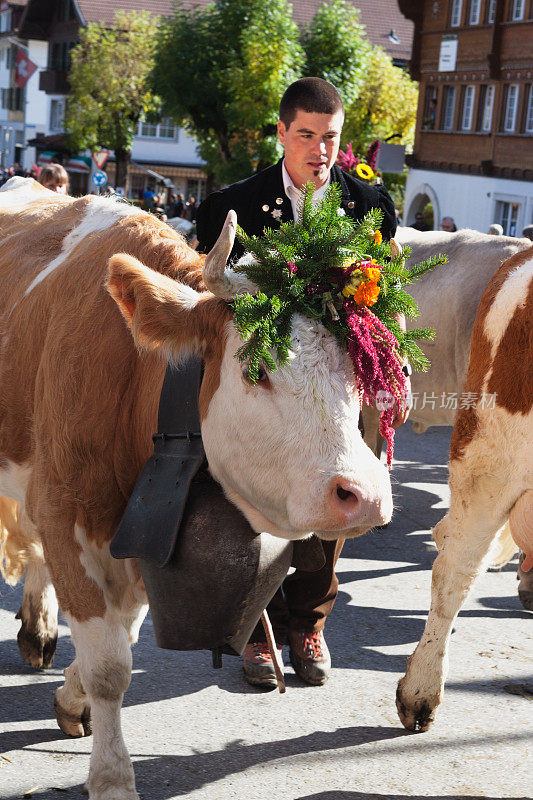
[0,423,531,800]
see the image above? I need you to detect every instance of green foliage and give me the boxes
[301,0,370,108]
[153,0,303,185]
[232,183,446,381]
[65,11,160,185]
[341,47,419,155]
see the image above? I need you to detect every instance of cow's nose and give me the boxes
[328,476,391,528]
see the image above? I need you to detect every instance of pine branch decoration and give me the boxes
[230,182,447,465]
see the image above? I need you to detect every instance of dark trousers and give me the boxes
[249,537,345,645]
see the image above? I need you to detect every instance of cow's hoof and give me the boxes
[54,694,92,738]
[16,608,58,669]
[395,679,437,732]
[518,590,533,611]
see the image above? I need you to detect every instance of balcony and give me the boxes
[39,70,69,95]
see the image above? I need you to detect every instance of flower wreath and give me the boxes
[231,183,446,466]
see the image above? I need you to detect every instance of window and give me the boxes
[504,84,519,131]
[525,86,533,133]
[423,86,438,130]
[140,120,158,137]
[478,84,495,131]
[468,0,481,24]
[461,85,475,129]
[138,117,178,140]
[442,86,456,130]
[48,41,75,72]
[495,200,520,236]
[511,0,525,20]
[0,10,12,33]
[1,88,24,112]
[158,117,177,139]
[487,0,497,22]
[450,0,463,26]
[49,99,65,131]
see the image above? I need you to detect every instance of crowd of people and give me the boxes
[410,209,533,240]
[141,189,198,224]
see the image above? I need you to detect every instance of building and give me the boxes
[6,0,207,198]
[400,0,533,235]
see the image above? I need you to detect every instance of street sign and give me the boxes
[92,170,108,187]
[92,150,110,169]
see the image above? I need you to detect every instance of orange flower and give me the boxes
[364,266,381,282]
[373,230,382,245]
[353,281,380,307]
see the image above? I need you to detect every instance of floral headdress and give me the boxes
[230,183,446,466]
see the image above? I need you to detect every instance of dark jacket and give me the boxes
[196,159,397,260]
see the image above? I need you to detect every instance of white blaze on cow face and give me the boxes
[201,313,393,540]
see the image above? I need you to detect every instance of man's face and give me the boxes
[441,218,455,232]
[277,109,344,190]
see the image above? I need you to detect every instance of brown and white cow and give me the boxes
[0,177,391,800]
[396,246,533,732]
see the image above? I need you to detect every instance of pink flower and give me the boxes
[288,261,297,274]
[336,143,359,172]
[343,302,407,467]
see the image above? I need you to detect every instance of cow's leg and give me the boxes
[16,555,59,669]
[396,503,504,733]
[517,553,533,611]
[54,659,92,737]
[69,613,138,800]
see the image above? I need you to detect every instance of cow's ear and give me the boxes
[107,253,231,355]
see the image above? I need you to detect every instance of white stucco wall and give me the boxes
[404,168,533,235]
[131,127,202,166]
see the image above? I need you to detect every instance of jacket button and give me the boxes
[348,201,355,209]
[262,204,269,212]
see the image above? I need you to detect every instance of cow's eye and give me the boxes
[257,367,267,382]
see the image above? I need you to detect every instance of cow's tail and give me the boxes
[488,520,518,570]
[0,496,34,585]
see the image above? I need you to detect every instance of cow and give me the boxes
[362,228,532,604]
[396,245,533,732]
[0,178,392,800]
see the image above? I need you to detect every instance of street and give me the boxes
[0,423,531,800]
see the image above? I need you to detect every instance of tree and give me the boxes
[301,0,370,109]
[153,0,303,187]
[341,47,418,155]
[65,11,160,193]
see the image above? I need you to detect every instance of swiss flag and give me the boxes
[14,49,38,89]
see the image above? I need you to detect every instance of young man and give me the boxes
[197,77,401,690]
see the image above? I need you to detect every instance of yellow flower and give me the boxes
[355,163,375,181]
[373,230,382,245]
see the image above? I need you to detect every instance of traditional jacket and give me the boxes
[196,159,397,261]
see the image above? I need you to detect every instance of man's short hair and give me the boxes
[521,224,533,241]
[279,78,344,128]
[39,163,69,188]
[488,223,503,235]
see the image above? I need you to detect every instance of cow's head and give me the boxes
[107,212,393,541]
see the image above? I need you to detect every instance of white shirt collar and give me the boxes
[282,159,330,219]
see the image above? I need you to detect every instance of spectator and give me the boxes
[167,193,184,219]
[181,195,197,222]
[143,187,155,205]
[39,163,69,194]
[441,216,457,232]
[411,211,430,231]
[488,223,503,235]
[521,224,533,241]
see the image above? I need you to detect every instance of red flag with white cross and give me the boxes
[14,49,38,89]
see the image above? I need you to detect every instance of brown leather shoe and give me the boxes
[289,630,331,686]
[243,641,283,689]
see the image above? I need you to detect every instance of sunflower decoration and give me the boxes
[231,183,447,466]
[337,140,381,184]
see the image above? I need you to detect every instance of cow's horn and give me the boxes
[203,210,238,299]
[390,238,402,259]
